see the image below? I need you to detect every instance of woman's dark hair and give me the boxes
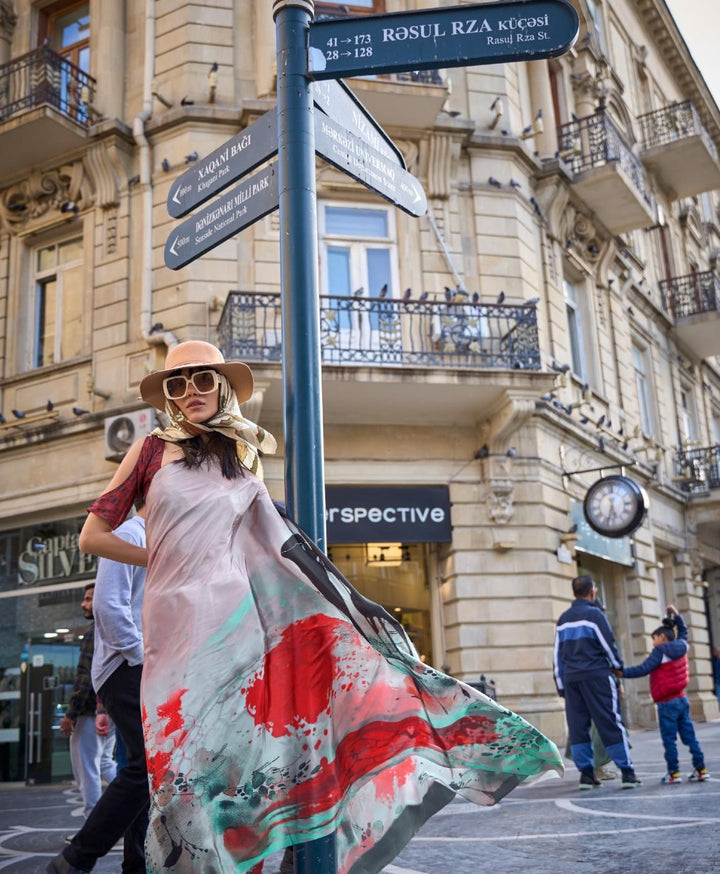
[178,432,246,479]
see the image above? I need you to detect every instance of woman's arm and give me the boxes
[79,438,149,566]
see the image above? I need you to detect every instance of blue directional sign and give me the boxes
[309,0,579,80]
[312,79,405,169]
[167,112,278,218]
[164,163,278,270]
[314,113,426,217]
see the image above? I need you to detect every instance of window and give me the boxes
[563,278,594,382]
[321,204,396,297]
[32,239,84,368]
[653,550,675,616]
[632,343,655,435]
[549,61,567,128]
[678,385,698,445]
[40,2,90,121]
[319,204,399,356]
[585,0,607,54]
[43,2,90,71]
[712,411,720,445]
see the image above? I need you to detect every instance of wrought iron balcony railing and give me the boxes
[674,444,720,493]
[658,269,720,320]
[218,291,541,371]
[392,70,444,86]
[556,111,654,209]
[638,100,718,162]
[0,46,96,127]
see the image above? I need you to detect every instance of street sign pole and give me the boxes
[274,5,336,873]
[274,0,326,545]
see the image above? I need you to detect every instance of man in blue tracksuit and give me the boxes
[554,575,640,789]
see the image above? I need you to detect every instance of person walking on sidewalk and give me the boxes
[618,605,709,784]
[47,507,148,874]
[59,585,117,821]
[554,575,641,790]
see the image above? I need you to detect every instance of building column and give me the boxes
[528,60,556,157]
[92,0,125,120]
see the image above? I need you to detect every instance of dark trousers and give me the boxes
[64,662,149,874]
[565,673,633,773]
[657,695,705,773]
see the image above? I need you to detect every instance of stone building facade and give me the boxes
[0,0,719,783]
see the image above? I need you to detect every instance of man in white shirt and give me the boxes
[48,507,148,874]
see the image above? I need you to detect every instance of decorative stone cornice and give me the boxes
[0,1,17,39]
[0,162,93,232]
[478,391,538,526]
[84,143,122,209]
[426,133,453,199]
[485,392,536,453]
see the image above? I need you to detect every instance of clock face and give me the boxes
[583,475,648,538]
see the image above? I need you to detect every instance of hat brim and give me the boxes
[139,360,254,411]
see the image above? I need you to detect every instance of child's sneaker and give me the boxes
[661,771,682,784]
[688,767,710,782]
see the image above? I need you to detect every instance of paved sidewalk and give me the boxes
[1,720,719,873]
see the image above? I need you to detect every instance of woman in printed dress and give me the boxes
[80,340,562,874]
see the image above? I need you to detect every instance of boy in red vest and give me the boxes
[619,605,709,784]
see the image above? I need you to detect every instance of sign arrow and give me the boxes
[314,113,426,217]
[309,0,579,80]
[312,79,405,169]
[167,111,278,218]
[164,163,279,270]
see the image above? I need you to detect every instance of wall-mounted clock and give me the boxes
[583,475,648,538]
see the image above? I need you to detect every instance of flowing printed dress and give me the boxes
[90,435,562,874]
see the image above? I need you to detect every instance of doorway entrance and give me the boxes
[328,542,434,664]
[0,583,89,784]
[20,638,82,784]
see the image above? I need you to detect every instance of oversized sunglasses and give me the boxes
[162,369,220,400]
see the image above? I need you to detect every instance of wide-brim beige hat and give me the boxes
[139,340,254,411]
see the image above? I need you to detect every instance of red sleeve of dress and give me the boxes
[87,435,164,529]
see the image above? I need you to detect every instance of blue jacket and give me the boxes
[623,614,689,703]
[554,598,623,694]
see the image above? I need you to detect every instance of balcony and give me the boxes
[675,445,720,494]
[557,112,656,234]
[638,101,720,199]
[675,445,720,542]
[347,70,449,128]
[0,46,97,178]
[658,270,720,359]
[312,5,448,128]
[218,291,552,424]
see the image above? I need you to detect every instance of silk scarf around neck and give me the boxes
[151,372,276,478]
